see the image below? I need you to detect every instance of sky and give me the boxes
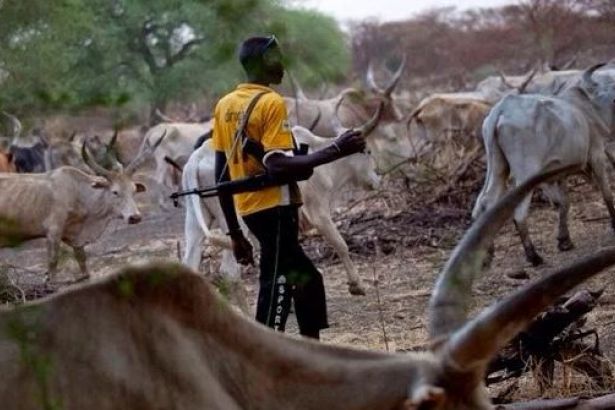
[295,0,516,23]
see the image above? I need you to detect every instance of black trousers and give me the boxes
[243,205,328,334]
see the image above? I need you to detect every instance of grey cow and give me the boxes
[473,64,615,265]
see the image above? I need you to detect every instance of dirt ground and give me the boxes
[3,165,615,402]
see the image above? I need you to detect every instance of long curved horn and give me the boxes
[332,93,348,135]
[124,129,166,175]
[517,68,537,94]
[428,164,580,341]
[81,141,113,178]
[406,106,422,131]
[154,108,176,123]
[497,71,515,89]
[561,55,577,70]
[365,62,383,94]
[107,129,118,152]
[307,108,321,132]
[444,246,615,375]
[357,101,384,137]
[288,71,307,101]
[1,111,23,138]
[383,55,406,96]
[582,63,606,91]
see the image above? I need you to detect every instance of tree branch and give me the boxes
[167,37,205,66]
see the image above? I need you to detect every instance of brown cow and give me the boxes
[408,94,492,150]
[0,135,163,282]
[2,165,611,410]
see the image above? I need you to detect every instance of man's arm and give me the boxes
[264,129,365,178]
[215,151,240,234]
[215,151,253,265]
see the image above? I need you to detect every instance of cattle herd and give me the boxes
[2,59,615,408]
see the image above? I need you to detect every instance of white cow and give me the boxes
[285,60,414,172]
[3,166,613,410]
[140,120,213,208]
[473,64,615,265]
[0,135,163,282]
[182,98,382,297]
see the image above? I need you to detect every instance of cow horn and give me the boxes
[288,71,308,101]
[107,129,118,152]
[124,129,166,175]
[154,108,175,123]
[81,141,113,178]
[497,71,515,90]
[561,55,577,70]
[308,108,321,132]
[358,101,384,137]
[383,55,406,97]
[444,243,615,376]
[517,68,537,94]
[365,63,383,94]
[582,63,606,91]
[332,93,349,135]
[429,164,580,341]
[1,111,23,138]
[427,165,582,374]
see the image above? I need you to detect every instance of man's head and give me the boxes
[239,35,284,85]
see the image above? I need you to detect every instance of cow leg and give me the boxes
[543,182,574,251]
[183,200,208,271]
[474,147,508,268]
[589,156,615,231]
[72,245,90,282]
[219,249,249,314]
[513,193,543,266]
[46,235,61,282]
[304,205,365,296]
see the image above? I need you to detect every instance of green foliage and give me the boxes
[0,0,349,116]
[274,7,350,87]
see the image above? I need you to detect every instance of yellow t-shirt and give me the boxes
[211,83,302,216]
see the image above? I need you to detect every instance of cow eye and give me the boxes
[112,190,120,196]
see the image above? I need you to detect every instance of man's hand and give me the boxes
[229,231,254,265]
[333,129,366,157]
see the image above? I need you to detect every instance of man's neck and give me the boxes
[246,75,271,87]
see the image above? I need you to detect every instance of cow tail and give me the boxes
[183,155,232,249]
[472,105,507,219]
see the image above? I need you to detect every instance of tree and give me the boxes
[0,0,350,122]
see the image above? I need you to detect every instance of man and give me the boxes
[212,35,365,340]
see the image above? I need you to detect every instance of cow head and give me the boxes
[81,131,166,224]
[365,56,406,122]
[335,88,414,173]
[475,68,537,103]
[579,63,615,131]
[329,94,382,190]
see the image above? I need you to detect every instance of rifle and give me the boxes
[170,143,310,207]
[170,174,269,207]
[169,170,311,208]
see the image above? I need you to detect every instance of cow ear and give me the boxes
[91,177,110,189]
[135,182,147,193]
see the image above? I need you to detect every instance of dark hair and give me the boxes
[238,36,277,71]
